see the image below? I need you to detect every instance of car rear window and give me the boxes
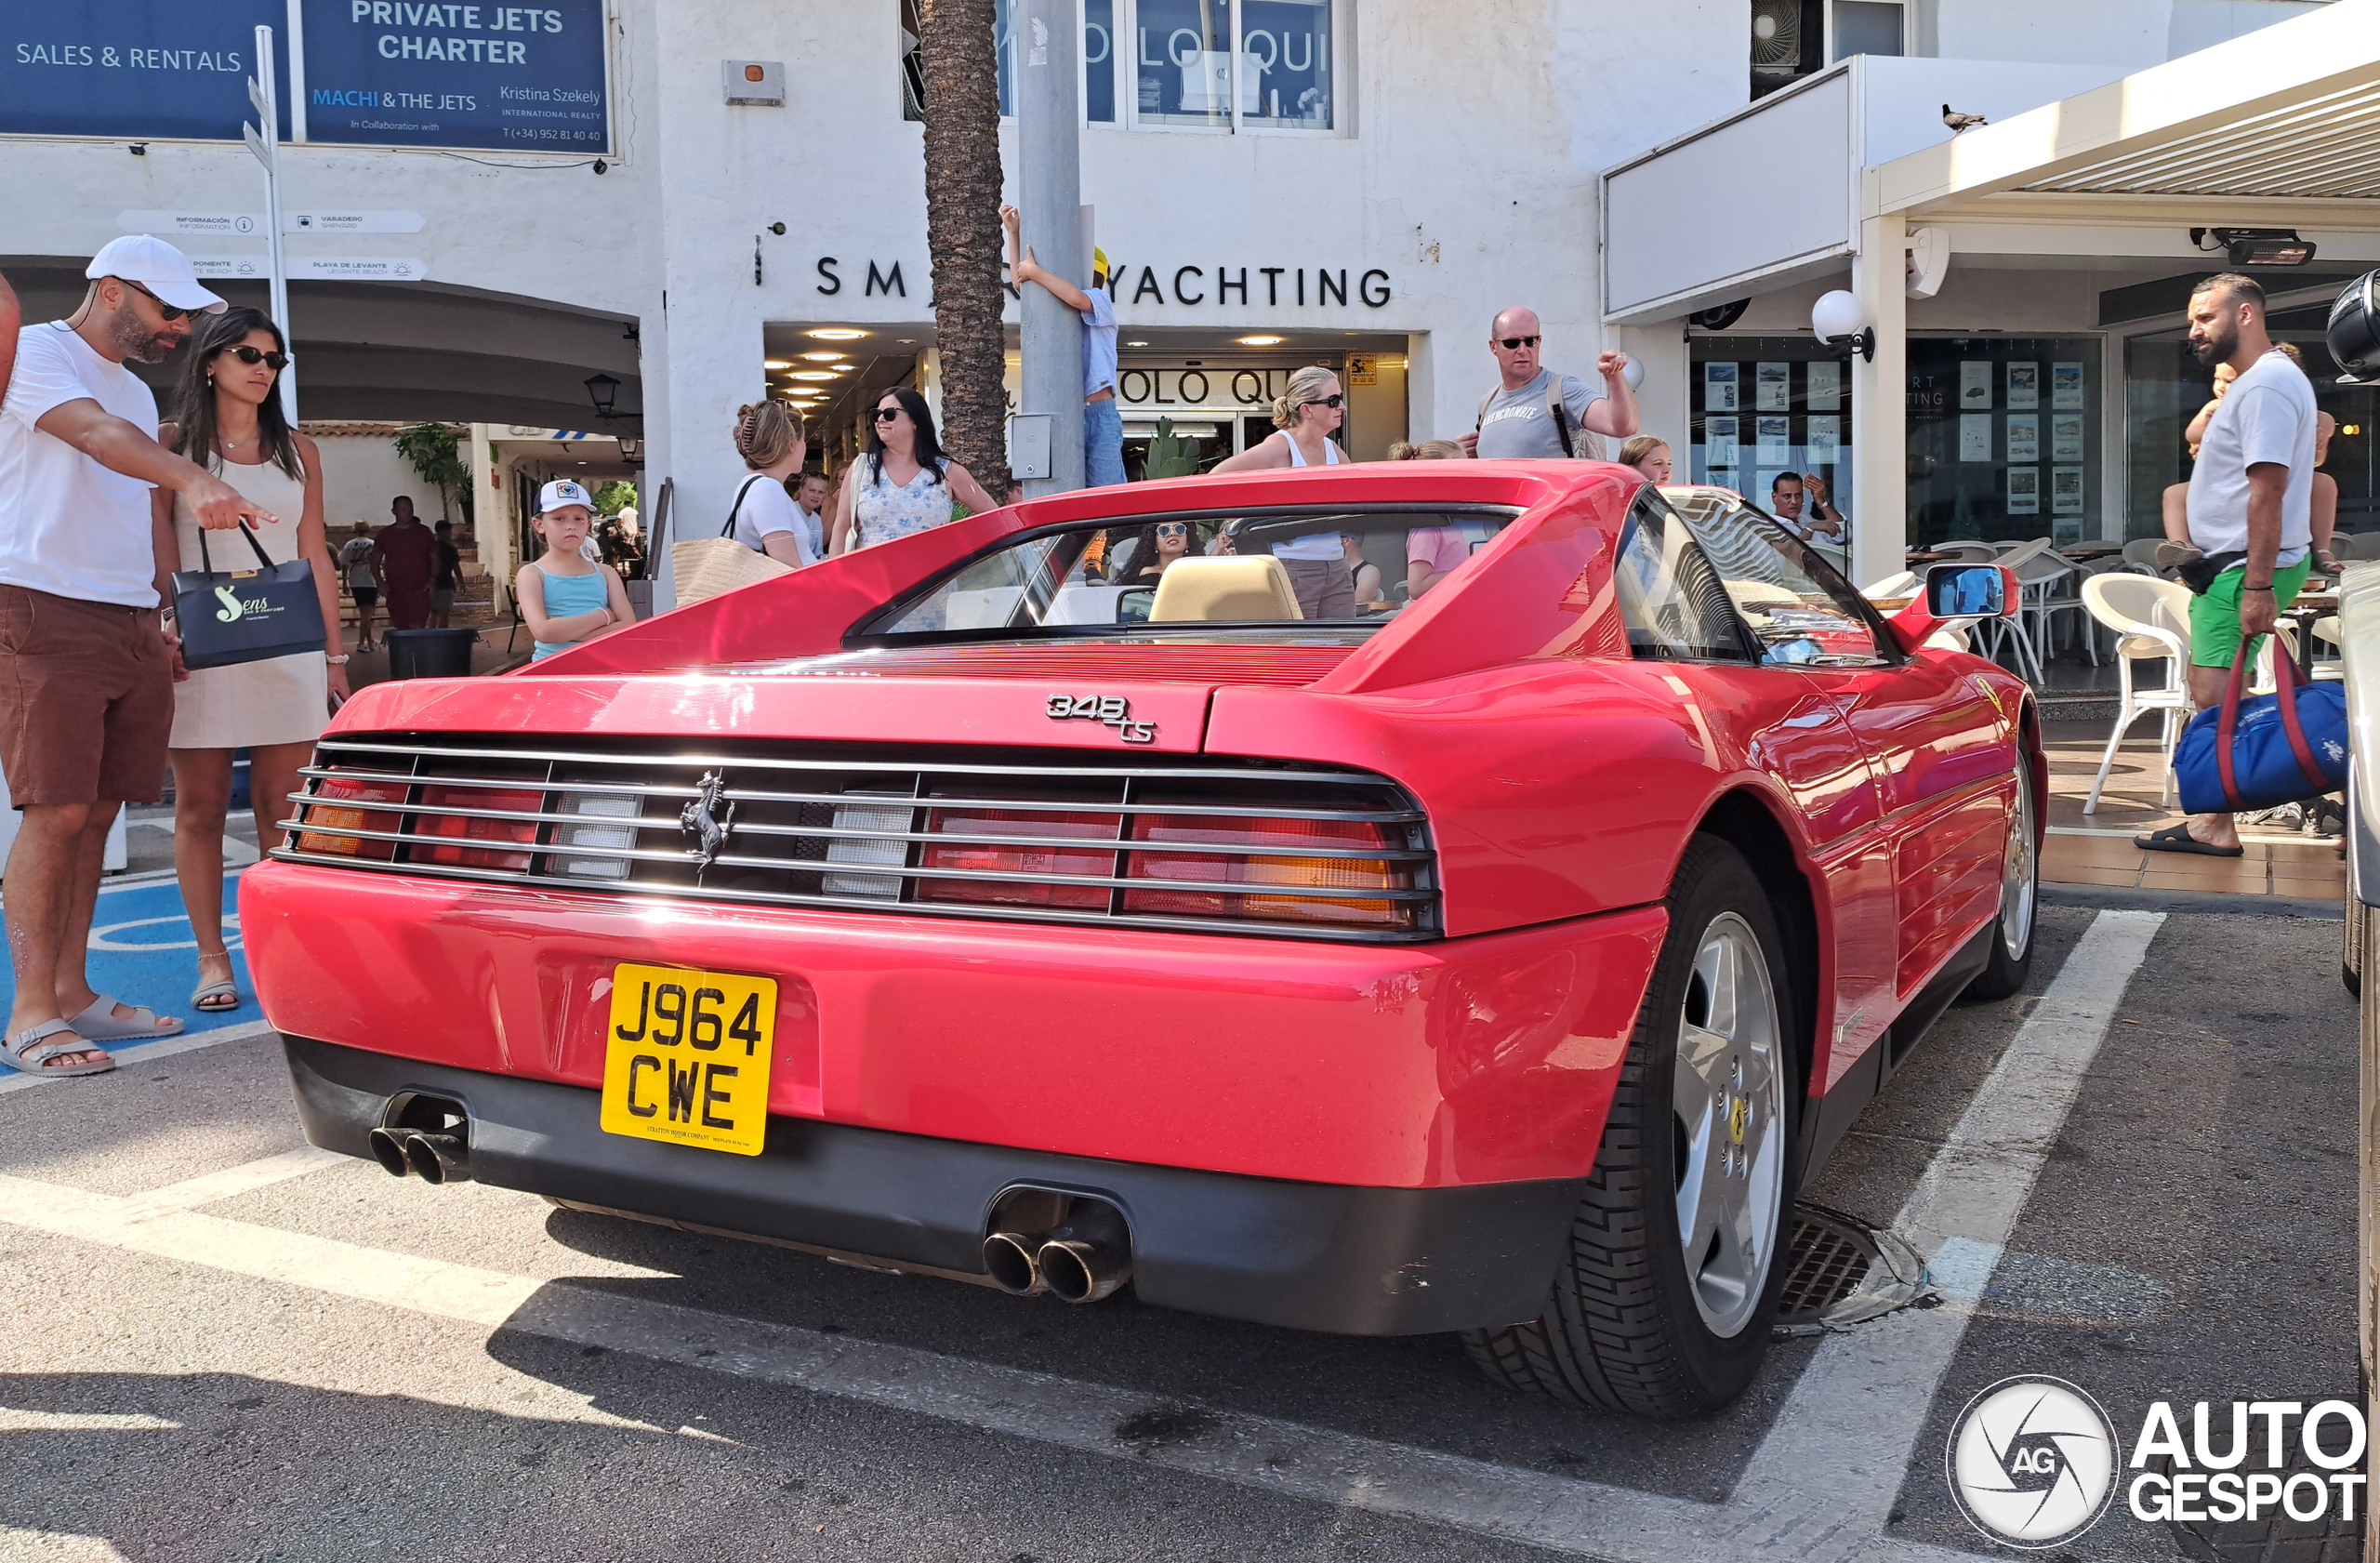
[853,509,1515,642]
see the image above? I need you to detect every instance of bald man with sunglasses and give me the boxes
[1457,307,1638,461]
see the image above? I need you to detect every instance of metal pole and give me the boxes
[248,24,297,425]
[1016,0,1085,497]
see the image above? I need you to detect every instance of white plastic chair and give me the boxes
[2121,538,2165,568]
[1932,542,1999,563]
[2016,548,2091,666]
[2081,574,2195,814]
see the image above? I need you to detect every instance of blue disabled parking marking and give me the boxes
[0,872,256,1050]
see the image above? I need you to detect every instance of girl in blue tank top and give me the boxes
[516,480,631,662]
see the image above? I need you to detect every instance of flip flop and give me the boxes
[3,1019,114,1077]
[2134,823,2243,857]
[67,995,185,1041]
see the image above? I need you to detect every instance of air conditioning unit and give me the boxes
[1752,0,1822,96]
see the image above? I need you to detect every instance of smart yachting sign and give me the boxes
[1945,1375,2367,1550]
[1,0,609,152]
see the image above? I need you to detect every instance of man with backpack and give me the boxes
[1458,306,1638,461]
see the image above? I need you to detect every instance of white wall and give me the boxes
[2167,0,2334,53]
[309,430,437,533]
[1936,0,2174,70]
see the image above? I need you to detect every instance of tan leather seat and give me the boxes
[1149,556,1304,622]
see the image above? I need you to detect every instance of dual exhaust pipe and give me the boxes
[983,1194,1131,1304]
[367,1123,471,1185]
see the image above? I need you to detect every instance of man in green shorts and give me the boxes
[2136,272,2320,857]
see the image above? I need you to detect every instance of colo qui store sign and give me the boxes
[1,0,608,152]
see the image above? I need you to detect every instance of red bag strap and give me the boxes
[2214,654,2248,812]
[2267,648,2330,791]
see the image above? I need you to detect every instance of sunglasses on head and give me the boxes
[873,405,905,422]
[1301,393,1345,409]
[122,279,194,323]
[218,344,291,370]
[1498,335,1541,350]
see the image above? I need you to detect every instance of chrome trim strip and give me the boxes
[311,740,1396,787]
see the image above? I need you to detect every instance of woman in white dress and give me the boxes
[150,307,347,1013]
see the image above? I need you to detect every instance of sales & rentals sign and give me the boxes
[3,1,608,152]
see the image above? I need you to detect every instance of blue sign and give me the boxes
[0,2,293,142]
[303,0,610,152]
[0,873,255,1058]
[0,1,607,152]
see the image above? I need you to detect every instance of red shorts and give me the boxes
[0,584,174,808]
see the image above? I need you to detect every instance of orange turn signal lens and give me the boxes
[1124,814,1411,929]
[296,774,406,860]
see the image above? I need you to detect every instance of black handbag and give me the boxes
[172,523,327,671]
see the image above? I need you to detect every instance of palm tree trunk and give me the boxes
[916,0,1012,500]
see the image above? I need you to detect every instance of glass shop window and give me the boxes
[1906,337,2100,548]
[1130,0,1336,132]
[992,0,1120,122]
[1686,338,1857,523]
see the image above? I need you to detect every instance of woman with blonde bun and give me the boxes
[726,401,815,568]
[1210,364,1353,616]
[1387,439,1468,460]
[1618,435,1673,483]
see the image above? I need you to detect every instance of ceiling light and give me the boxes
[1237,335,1284,346]
[809,328,867,341]
[1126,339,1149,347]
[763,359,792,368]
[2193,226,2317,267]
[790,370,839,381]
[800,351,846,362]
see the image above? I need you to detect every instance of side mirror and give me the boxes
[1887,563,2017,654]
[1925,563,2011,618]
[1116,586,1155,623]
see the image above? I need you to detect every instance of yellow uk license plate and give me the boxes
[599,963,777,1156]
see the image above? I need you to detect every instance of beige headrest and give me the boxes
[1149,556,1304,622]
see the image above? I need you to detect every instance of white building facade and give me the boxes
[0,0,2350,603]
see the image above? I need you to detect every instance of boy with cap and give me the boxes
[0,235,277,1076]
[516,479,633,662]
[1001,204,1124,487]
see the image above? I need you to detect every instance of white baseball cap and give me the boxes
[538,479,596,514]
[85,234,226,315]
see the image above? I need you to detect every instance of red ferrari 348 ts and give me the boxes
[245,460,2039,1418]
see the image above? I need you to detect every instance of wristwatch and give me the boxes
[325,653,351,665]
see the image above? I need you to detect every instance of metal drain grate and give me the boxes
[1773,1202,1930,1336]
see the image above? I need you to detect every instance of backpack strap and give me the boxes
[1474,388,1496,431]
[1547,374,1576,458]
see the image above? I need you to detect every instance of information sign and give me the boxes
[2,1,606,152]
[118,210,268,237]
[191,256,426,282]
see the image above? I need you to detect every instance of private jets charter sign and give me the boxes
[1946,1375,2366,1549]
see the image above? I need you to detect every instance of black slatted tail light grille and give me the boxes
[281,737,1439,942]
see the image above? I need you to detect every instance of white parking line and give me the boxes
[0,912,2164,1562]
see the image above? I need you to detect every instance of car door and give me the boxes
[1614,490,1895,1089]
[1674,498,2012,1013]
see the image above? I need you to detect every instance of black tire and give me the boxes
[1461,835,1799,1418]
[1965,746,2041,1002]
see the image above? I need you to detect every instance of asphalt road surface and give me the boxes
[0,902,2358,1563]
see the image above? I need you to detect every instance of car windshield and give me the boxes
[853,509,1515,642]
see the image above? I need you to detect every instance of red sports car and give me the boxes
[245,462,2039,1418]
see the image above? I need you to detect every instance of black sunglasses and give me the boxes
[219,344,291,370]
[122,279,195,323]
[1301,393,1345,409]
[872,405,906,422]
[1498,335,1541,350]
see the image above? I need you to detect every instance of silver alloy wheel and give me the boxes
[2001,772,2038,958]
[1672,911,1787,1339]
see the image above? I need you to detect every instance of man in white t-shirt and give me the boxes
[793,472,829,562]
[2137,272,2320,859]
[0,236,275,1078]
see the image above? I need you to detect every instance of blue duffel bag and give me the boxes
[2174,650,2348,815]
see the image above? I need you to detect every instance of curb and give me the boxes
[2041,881,2344,920]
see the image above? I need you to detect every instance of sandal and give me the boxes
[67,995,185,1040]
[2134,822,2243,857]
[2154,541,2204,570]
[192,950,240,1013]
[3,1019,114,1077]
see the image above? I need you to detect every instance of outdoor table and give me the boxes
[2060,544,2122,561]
[2284,589,2340,679]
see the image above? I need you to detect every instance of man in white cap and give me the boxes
[0,235,276,1078]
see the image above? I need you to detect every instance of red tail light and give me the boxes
[415,785,542,871]
[919,808,1113,910]
[296,774,405,860]
[1125,814,1413,930]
